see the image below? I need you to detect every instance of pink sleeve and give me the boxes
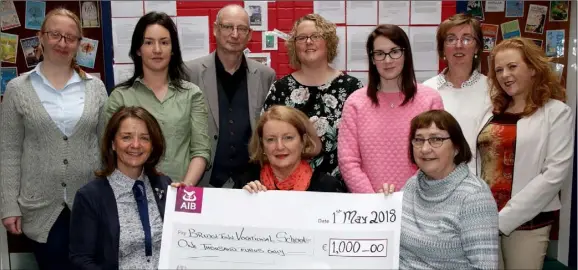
[431,91,444,110]
[337,98,375,193]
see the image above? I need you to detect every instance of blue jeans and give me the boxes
[33,207,71,270]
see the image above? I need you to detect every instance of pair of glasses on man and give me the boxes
[411,137,451,148]
[42,31,81,44]
[371,48,404,61]
[445,36,476,46]
[218,23,251,36]
[294,33,324,44]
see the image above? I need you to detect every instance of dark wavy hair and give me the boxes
[366,24,417,106]
[114,12,189,90]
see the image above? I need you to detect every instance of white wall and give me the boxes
[556,0,578,265]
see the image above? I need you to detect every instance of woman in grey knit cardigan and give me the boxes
[381,110,499,269]
[0,8,108,270]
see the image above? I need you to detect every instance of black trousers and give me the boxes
[32,207,71,270]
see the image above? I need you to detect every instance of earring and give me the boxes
[474,54,478,59]
[442,56,446,61]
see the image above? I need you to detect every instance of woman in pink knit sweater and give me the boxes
[338,25,444,193]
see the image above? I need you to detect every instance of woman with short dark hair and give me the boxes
[383,110,499,269]
[70,106,172,269]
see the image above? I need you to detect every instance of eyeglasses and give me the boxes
[294,33,324,44]
[371,48,404,61]
[42,31,81,44]
[411,137,451,148]
[218,23,250,36]
[445,36,476,46]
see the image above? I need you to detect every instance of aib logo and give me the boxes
[175,186,203,213]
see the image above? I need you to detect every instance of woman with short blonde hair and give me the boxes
[237,105,344,193]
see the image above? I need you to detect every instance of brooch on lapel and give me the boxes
[155,188,165,200]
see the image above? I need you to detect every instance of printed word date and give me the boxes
[321,209,397,224]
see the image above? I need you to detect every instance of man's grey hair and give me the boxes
[214,4,249,25]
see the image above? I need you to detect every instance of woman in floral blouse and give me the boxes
[262,14,363,191]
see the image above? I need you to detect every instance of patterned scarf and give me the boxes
[260,160,313,191]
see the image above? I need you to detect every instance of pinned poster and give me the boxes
[80,1,100,28]
[485,1,505,12]
[505,0,524,17]
[246,52,271,67]
[457,1,484,21]
[0,32,18,64]
[330,26,346,71]
[346,1,378,25]
[245,1,268,31]
[76,37,99,69]
[1,67,18,95]
[410,1,441,25]
[500,20,521,39]
[524,4,547,34]
[481,24,499,52]
[549,1,569,22]
[20,36,41,68]
[529,38,543,48]
[545,30,565,57]
[313,1,345,24]
[0,0,21,31]
[262,31,278,51]
[272,29,290,41]
[24,1,46,30]
[409,26,439,71]
[144,1,177,16]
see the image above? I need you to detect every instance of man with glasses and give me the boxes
[186,4,276,188]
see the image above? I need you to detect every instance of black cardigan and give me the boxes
[233,163,345,192]
[69,174,171,270]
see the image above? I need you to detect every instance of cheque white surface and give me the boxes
[158,187,402,269]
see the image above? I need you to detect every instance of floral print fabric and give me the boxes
[262,73,363,189]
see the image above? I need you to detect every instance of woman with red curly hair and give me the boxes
[476,37,573,269]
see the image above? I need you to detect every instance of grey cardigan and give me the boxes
[0,72,108,243]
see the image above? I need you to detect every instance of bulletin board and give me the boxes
[109,1,453,84]
[0,1,106,100]
[102,1,573,89]
[454,0,572,85]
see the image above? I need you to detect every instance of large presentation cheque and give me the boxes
[159,187,403,269]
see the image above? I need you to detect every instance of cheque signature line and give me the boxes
[186,257,272,265]
[286,251,308,256]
